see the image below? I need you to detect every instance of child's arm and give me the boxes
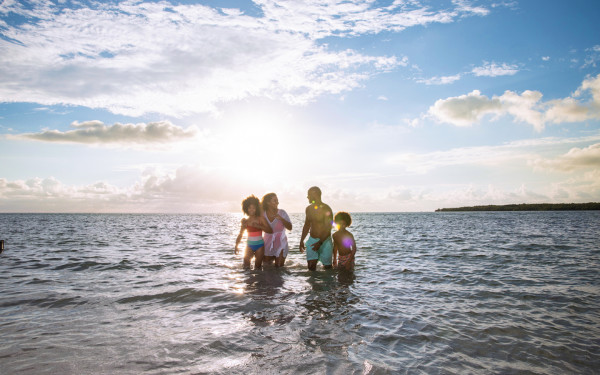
[332,235,338,267]
[234,219,246,254]
[348,233,357,269]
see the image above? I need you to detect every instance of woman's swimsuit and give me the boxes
[263,209,290,258]
[246,224,264,252]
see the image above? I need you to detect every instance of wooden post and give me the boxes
[0,240,3,254]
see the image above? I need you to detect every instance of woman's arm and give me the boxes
[276,210,292,231]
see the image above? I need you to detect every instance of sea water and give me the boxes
[0,212,599,374]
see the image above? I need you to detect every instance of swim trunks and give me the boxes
[337,253,354,269]
[247,224,264,252]
[305,236,333,265]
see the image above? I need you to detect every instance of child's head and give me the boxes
[334,211,352,228]
[242,195,261,216]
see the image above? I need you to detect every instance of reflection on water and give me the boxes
[243,268,285,299]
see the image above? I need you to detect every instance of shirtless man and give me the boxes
[299,186,334,271]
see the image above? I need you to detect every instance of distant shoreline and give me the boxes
[435,202,600,212]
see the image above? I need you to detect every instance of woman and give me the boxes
[261,193,292,267]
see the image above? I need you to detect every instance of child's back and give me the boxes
[333,212,357,270]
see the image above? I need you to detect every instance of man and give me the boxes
[299,186,333,271]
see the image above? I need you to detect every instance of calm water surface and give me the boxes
[1,212,599,374]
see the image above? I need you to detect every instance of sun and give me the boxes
[209,106,302,183]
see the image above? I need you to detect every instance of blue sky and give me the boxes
[1,0,599,212]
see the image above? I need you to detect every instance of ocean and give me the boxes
[0,212,599,374]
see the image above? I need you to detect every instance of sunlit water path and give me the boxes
[1,212,599,374]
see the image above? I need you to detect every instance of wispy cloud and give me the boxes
[0,0,491,117]
[471,61,519,77]
[6,120,199,145]
[417,74,462,85]
[386,134,600,173]
[416,61,518,86]
[428,74,600,130]
[582,45,600,68]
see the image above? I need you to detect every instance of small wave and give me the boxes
[140,264,164,271]
[1,295,86,308]
[116,288,221,304]
[53,260,109,271]
[100,259,135,271]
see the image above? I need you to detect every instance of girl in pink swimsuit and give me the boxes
[235,195,273,269]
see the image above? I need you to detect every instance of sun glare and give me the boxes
[217,108,300,182]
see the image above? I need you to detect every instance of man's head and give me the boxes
[307,186,322,203]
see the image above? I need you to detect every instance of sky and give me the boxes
[0,0,599,213]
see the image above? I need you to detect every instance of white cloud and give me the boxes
[472,61,519,77]
[428,89,544,129]
[428,74,600,130]
[6,120,199,145]
[544,74,600,123]
[0,0,487,117]
[542,56,550,61]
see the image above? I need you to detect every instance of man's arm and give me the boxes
[299,207,310,253]
[323,204,334,236]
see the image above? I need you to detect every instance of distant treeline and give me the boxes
[435,202,600,212]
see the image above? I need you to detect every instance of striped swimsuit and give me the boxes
[247,223,265,252]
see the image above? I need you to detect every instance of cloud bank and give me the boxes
[0,0,490,116]
[7,120,199,145]
[531,143,600,171]
[3,133,600,213]
[429,74,600,130]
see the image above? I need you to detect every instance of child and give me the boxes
[332,211,357,271]
[235,195,273,269]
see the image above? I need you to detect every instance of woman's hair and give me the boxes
[261,192,277,212]
[242,195,261,216]
[334,211,352,227]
